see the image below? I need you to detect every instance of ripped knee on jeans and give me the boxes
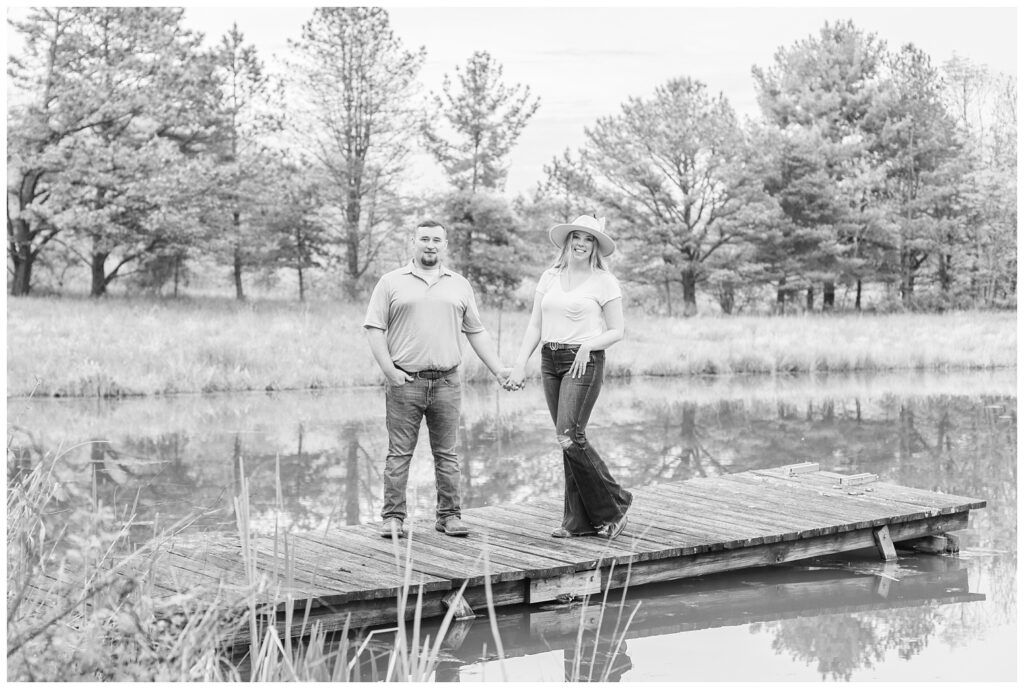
[557,430,586,450]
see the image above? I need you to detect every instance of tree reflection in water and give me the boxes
[751,599,946,681]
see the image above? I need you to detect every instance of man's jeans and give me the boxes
[541,346,632,533]
[382,373,462,522]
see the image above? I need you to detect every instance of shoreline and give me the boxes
[7,296,1016,399]
[5,361,1018,401]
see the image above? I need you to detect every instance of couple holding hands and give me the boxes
[363,214,632,543]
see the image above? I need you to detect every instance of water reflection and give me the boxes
[7,369,1016,681]
[244,550,981,682]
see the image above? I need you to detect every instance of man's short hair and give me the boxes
[416,219,446,232]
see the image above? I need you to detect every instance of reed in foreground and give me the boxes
[6,444,242,680]
[7,295,1016,397]
[7,446,639,681]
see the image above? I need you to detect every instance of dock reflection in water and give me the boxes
[262,550,981,682]
[6,369,1016,681]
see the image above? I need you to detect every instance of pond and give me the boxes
[7,369,1016,681]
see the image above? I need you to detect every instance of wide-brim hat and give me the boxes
[548,215,616,257]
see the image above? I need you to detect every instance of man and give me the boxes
[363,219,509,538]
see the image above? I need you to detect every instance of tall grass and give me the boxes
[7,445,638,681]
[6,443,242,680]
[7,295,1015,397]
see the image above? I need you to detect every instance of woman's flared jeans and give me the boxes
[541,346,632,534]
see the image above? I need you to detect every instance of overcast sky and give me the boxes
[17,3,1019,196]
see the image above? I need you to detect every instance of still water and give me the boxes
[7,369,1016,681]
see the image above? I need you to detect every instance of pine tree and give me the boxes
[289,7,424,297]
[422,50,540,193]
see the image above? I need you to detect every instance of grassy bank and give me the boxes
[6,295,1016,397]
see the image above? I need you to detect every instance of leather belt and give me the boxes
[396,366,458,380]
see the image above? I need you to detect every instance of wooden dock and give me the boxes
[142,464,985,646]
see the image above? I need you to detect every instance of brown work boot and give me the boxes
[435,516,469,537]
[379,517,405,539]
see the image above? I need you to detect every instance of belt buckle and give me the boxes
[547,342,557,350]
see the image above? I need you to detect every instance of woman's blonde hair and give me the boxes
[551,231,607,271]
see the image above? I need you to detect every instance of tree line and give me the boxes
[7,8,1016,313]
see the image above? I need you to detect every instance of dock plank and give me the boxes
[393,526,577,582]
[480,500,670,552]
[645,482,823,535]
[756,468,984,512]
[687,475,897,531]
[740,471,962,524]
[291,532,450,596]
[720,472,897,525]
[635,486,797,546]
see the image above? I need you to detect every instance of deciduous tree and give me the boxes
[7,7,81,296]
[584,77,762,316]
[9,7,220,297]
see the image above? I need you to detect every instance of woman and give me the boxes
[506,214,632,540]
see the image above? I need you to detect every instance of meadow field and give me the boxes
[6,295,1016,398]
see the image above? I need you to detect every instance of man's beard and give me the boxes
[420,253,438,267]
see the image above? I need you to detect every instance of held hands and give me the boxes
[501,365,526,391]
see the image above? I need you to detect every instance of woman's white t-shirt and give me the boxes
[536,267,622,344]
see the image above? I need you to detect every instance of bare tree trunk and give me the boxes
[233,245,245,301]
[9,249,34,296]
[90,250,109,297]
[345,192,363,299]
[855,279,862,310]
[775,279,787,315]
[680,264,698,317]
[8,170,45,296]
[718,281,735,314]
[823,280,835,310]
[938,252,952,293]
[296,226,306,302]
[900,251,915,306]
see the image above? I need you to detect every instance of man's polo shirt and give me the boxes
[363,263,485,372]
